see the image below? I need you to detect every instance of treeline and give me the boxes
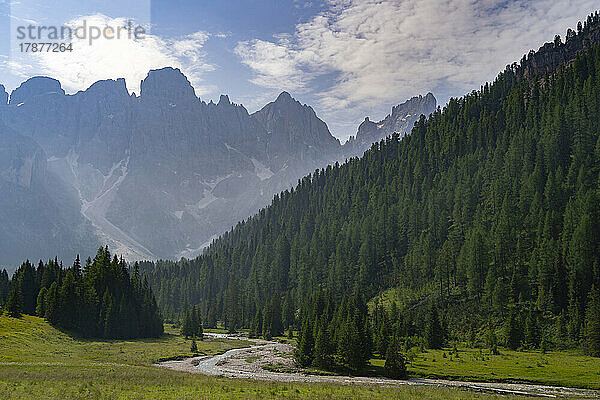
[1,247,163,339]
[141,14,600,357]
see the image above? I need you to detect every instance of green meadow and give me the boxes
[0,314,594,399]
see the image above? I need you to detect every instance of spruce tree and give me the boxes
[584,286,600,356]
[296,317,314,367]
[190,336,198,353]
[36,287,47,317]
[45,282,59,324]
[103,293,117,338]
[195,307,204,339]
[504,310,522,350]
[6,286,23,318]
[384,337,407,379]
[313,320,333,369]
[425,305,444,349]
[524,309,541,348]
[0,269,9,305]
[336,314,365,371]
[181,309,193,338]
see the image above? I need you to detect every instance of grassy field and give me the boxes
[0,314,252,365]
[368,346,600,390]
[0,314,537,399]
[413,347,600,389]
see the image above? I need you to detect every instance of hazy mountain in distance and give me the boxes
[344,93,437,157]
[0,69,433,265]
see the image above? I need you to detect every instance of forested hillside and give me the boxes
[1,247,163,339]
[141,13,600,362]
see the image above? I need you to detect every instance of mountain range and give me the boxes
[0,72,436,266]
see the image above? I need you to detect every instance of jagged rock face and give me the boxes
[0,85,8,106]
[344,93,437,157]
[253,91,341,170]
[140,67,197,103]
[518,17,600,79]
[0,67,435,265]
[0,122,98,265]
[0,69,345,263]
[0,124,46,188]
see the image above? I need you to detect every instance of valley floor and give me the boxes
[1,315,598,399]
[157,334,599,398]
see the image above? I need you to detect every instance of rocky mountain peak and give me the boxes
[140,67,196,103]
[80,78,129,99]
[344,93,437,157]
[517,12,600,80]
[390,92,436,117]
[357,116,377,134]
[252,91,340,163]
[0,84,8,105]
[9,77,65,106]
[275,91,294,103]
[218,94,231,105]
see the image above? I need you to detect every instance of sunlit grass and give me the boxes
[0,313,536,399]
[0,314,251,366]
[368,345,600,389]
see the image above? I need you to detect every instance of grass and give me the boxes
[367,284,436,312]
[0,314,252,366]
[410,346,600,389]
[366,345,600,390]
[0,314,536,399]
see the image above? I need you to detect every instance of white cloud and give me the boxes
[5,13,37,24]
[236,0,599,140]
[10,14,217,96]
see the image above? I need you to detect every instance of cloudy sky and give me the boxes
[0,0,598,141]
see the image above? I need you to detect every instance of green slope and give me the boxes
[144,13,600,356]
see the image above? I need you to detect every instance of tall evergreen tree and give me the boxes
[425,305,444,349]
[384,336,407,379]
[296,317,314,367]
[584,285,600,356]
[6,285,23,317]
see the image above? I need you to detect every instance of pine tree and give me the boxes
[250,309,262,338]
[313,320,333,369]
[181,308,193,338]
[384,336,407,379]
[375,314,391,357]
[103,293,117,338]
[6,286,23,318]
[504,310,522,350]
[45,282,59,324]
[190,336,198,353]
[524,309,541,348]
[336,314,366,371]
[3,250,162,339]
[425,304,444,349]
[0,269,9,305]
[195,306,204,339]
[583,286,600,356]
[296,317,314,367]
[36,287,47,317]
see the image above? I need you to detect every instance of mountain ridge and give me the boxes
[0,68,434,265]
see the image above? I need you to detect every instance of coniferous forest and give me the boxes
[134,13,600,369]
[0,247,163,339]
[1,12,600,377]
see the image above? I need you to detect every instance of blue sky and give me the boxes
[0,0,598,141]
